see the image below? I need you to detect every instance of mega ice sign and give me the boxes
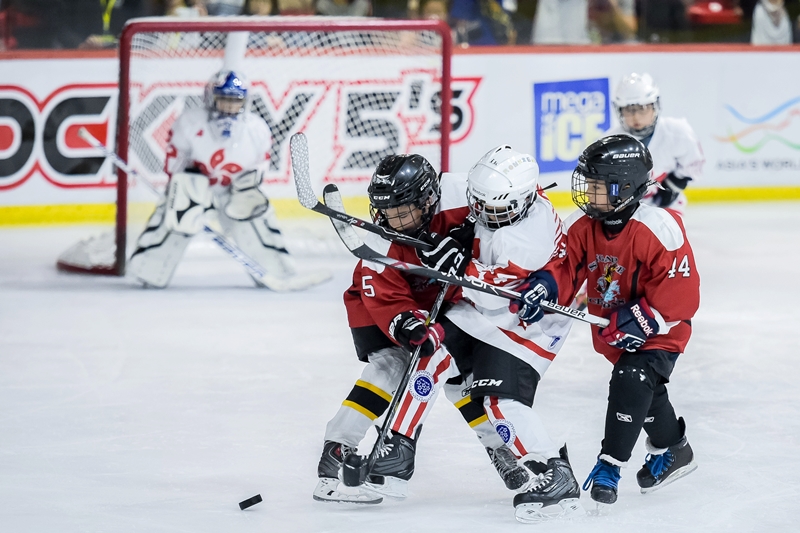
[534,78,610,174]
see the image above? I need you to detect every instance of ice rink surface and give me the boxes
[1,203,799,533]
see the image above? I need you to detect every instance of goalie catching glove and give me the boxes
[416,217,475,277]
[509,271,558,324]
[598,297,660,352]
[389,310,445,358]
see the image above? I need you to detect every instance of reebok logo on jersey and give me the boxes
[616,412,633,422]
[631,304,655,336]
[612,153,640,159]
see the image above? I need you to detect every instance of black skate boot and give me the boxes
[637,418,697,493]
[513,445,585,523]
[365,431,417,499]
[487,445,534,491]
[312,441,382,504]
[582,455,621,507]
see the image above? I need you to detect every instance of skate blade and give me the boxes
[363,477,408,499]
[640,460,698,494]
[514,498,586,523]
[312,478,383,505]
[587,501,612,516]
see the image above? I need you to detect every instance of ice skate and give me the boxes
[582,455,621,511]
[364,431,416,499]
[513,446,585,523]
[637,419,697,494]
[487,445,534,492]
[313,441,382,504]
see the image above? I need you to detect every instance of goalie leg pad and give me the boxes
[163,172,213,235]
[128,200,193,288]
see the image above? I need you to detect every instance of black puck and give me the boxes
[239,494,262,510]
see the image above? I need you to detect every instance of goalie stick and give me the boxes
[77,127,328,292]
[289,132,433,252]
[321,183,609,328]
[319,185,450,488]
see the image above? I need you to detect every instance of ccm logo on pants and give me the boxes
[472,379,503,388]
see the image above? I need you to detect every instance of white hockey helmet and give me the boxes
[203,69,251,139]
[613,73,660,138]
[466,145,539,230]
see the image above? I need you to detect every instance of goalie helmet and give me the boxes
[368,154,440,236]
[466,145,539,230]
[571,135,653,220]
[204,70,250,139]
[613,73,660,138]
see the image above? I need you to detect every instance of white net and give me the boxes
[59,17,451,275]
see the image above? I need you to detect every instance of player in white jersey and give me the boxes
[128,70,320,289]
[608,73,704,214]
[368,146,584,523]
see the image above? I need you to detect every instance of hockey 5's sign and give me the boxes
[534,78,610,174]
[0,84,117,190]
[128,71,479,184]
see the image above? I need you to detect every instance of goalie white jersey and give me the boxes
[445,179,574,377]
[164,108,271,187]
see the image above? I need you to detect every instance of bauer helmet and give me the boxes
[368,154,440,236]
[204,70,250,139]
[613,73,660,138]
[466,145,539,230]
[572,135,654,220]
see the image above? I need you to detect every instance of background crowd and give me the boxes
[1,0,798,50]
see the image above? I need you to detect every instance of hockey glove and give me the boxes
[389,310,445,358]
[651,174,690,208]
[598,298,660,352]
[417,233,469,277]
[509,271,558,324]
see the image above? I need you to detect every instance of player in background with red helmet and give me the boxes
[513,135,700,509]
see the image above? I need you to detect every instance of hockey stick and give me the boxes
[322,183,610,328]
[320,186,450,488]
[77,127,328,292]
[289,132,434,252]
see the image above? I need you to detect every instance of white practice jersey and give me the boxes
[444,180,573,378]
[164,108,271,190]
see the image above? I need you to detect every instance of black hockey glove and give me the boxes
[598,298,660,352]
[509,271,558,324]
[416,217,475,277]
[651,174,690,208]
[389,310,445,358]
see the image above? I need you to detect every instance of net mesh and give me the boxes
[59,18,449,275]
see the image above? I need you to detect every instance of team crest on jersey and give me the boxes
[494,419,516,445]
[588,255,626,308]
[410,371,435,402]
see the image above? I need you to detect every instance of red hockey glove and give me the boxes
[389,310,445,358]
[599,298,660,352]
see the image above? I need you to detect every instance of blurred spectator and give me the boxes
[245,0,315,14]
[451,0,516,45]
[589,0,637,42]
[203,0,247,15]
[638,0,688,40]
[166,0,207,16]
[531,0,590,44]
[418,0,448,19]
[315,0,372,16]
[373,0,411,18]
[751,0,793,43]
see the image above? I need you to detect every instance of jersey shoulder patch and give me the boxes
[631,205,685,251]
[439,172,468,212]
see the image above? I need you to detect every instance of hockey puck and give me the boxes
[239,494,262,510]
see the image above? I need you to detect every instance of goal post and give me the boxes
[57,16,453,276]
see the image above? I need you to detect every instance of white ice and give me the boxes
[1,203,799,533]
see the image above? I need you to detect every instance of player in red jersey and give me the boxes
[512,135,700,508]
[314,154,518,504]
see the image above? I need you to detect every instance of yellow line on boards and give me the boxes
[1,187,799,227]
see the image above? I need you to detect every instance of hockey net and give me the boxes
[57,16,452,275]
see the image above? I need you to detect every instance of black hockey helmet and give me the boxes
[571,135,654,220]
[368,154,440,235]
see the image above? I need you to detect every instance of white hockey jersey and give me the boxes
[164,108,271,190]
[444,178,573,378]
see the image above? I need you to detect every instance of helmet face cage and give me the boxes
[204,71,250,138]
[368,155,440,236]
[615,98,660,138]
[467,188,535,230]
